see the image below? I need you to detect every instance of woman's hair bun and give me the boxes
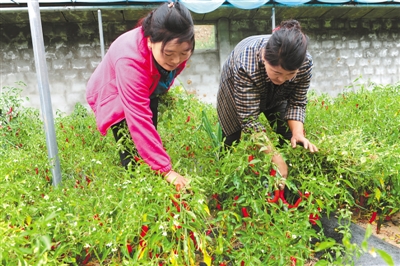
[280,19,301,30]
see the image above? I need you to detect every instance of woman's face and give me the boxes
[148,38,192,71]
[262,58,298,85]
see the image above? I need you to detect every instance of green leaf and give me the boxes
[365,223,373,240]
[315,199,324,209]
[376,249,394,266]
[341,179,355,189]
[44,211,57,221]
[314,240,336,252]
[361,240,368,252]
[185,210,197,220]
[375,188,381,201]
[342,235,351,249]
[40,235,52,250]
[314,259,329,266]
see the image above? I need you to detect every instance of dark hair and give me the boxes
[137,2,195,52]
[263,20,308,71]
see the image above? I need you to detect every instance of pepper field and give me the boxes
[0,81,398,265]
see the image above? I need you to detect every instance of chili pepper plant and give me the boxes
[0,81,398,265]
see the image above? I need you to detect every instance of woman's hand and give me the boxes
[272,153,288,178]
[164,170,189,191]
[288,120,318,153]
[290,135,318,153]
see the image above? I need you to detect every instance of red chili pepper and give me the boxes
[186,116,190,123]
[270,169,277,176]
[140,225,149,237]
[290,256,297,266]
[279,190,289,205]
[369,211,378,224]
[309,210,320,225]
[248,155,255,167]
[267,190,280,203]
[182,201,190,211]
[139,225,149,248]
[82,249,91,264]
[233,195,239,206]
[127,243,133,253]
[171,199,181,213]
[242,207,250,218]
[189,231,199,249]
[241,261,245,266]
[289,195,303,209]
[51,242,60,251]
[35,168,39,175]
[216,203,222,210]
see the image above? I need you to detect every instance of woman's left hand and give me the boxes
[165,170,189,191]
[291,135,318,153]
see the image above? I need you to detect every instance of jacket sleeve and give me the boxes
[233,50,265,134]
[115,58,172,173]
[284,55,313,123]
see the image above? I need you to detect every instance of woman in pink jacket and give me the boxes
[86,2,194,190]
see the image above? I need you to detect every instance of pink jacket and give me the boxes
[86,27,186,173]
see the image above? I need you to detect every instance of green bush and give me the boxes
[0,81,398,265]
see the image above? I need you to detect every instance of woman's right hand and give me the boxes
[272,153,288,177]
[165,170,189,191]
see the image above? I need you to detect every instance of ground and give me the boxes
[353,211,400,249]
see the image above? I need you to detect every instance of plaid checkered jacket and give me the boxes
[216,34,313,136]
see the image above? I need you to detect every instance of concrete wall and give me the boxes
[226,18,400,96]
[1,16,399,114]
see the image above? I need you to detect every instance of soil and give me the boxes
[352,210,400,249]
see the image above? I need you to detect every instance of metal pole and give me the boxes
[27,0,62,187]
[97,9,105,59]
[271,7,275,32]
[1,3,399,13]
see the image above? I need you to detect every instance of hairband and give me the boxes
[272,26,280,33]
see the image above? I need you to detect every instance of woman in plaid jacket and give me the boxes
[217,20,318,183]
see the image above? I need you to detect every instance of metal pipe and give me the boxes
[97,9,105,59]
[27,0,62,187]
[1,3,399,13]
[271,7,275,32]
[0,4,161,13]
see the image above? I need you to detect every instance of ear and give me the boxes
[147,38,152,49]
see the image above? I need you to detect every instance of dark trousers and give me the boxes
[111,97,159,168]
[224,101,291,147]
